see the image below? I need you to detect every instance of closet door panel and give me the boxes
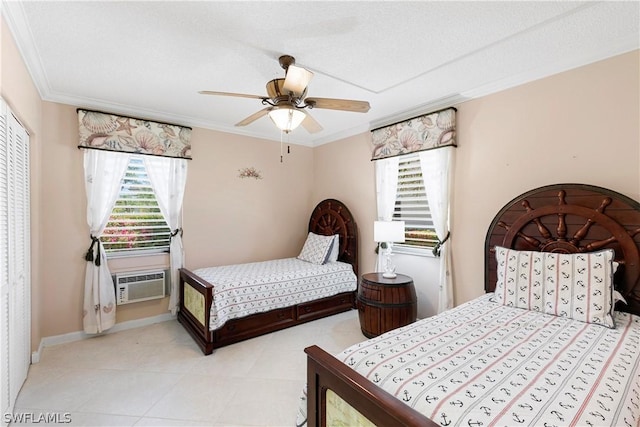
[8,109,30,403]
[0,102,10,420]
[0,100,31,422]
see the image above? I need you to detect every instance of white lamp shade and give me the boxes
[283,64,314,95]
[268,106,306,132]
[374,220,405,243]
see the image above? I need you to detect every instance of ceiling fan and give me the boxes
[199,55,370,134]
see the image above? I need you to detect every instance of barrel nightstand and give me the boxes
[356,273,417,338]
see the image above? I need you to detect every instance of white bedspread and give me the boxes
[193,258,356,330]
[300,293,640,426]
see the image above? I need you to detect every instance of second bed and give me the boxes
[177,198,359,355]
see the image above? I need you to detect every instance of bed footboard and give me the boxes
[177,268,214,355]
[304,345,437,427]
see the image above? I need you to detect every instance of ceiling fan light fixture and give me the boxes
[283,65,314,96]
[200,55,369,134]
[268,106,306,132]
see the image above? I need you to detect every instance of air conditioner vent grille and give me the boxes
[114,270,167,305]
[118,272,164,284]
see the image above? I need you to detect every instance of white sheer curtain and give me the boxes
[374,157,400,272]
[144,156,188,314]
[419,146,455,312]
[82,149,131,333]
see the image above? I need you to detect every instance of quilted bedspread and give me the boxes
[303,293,640,427]
[193,258,357,330]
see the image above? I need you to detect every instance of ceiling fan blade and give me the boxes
[235,108,271,127]
[199,90,265,100]
[283,64,314,96]
[301,113,323,134]
[304,97,370,113]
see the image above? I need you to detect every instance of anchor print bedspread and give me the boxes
[334,293,640,426]
[193,258,356,330]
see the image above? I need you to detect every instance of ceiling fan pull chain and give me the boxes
[280,129,284,163]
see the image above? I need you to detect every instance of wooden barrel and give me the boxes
[357,273,417,338]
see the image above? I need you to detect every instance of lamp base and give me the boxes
[382,272,397,279]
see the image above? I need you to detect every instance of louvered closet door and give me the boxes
[0,99,31,422]
[0,100,10,420]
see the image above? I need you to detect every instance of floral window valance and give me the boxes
[77,109,192,159]
[371,107,456,161]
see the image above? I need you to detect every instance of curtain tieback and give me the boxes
[170,228,183,238]
[432,231,450,257]
[84,235,102,266]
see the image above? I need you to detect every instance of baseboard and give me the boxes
[31,312,176,364]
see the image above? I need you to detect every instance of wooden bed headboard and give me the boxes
[485,184,640,316]
[308,199,358,277]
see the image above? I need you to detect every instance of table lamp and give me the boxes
[374,220,406,278]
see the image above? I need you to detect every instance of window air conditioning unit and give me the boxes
[114,270,167,305]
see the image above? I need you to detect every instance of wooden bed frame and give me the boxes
[177,198,358,355]
[305,184,640,426]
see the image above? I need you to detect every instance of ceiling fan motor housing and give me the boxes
[265,79,307,106]
[266,79,287,99]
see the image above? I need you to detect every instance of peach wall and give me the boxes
[313,50,640,314]
[38,103,85,337]
[312,134,442,318]
[1,17,44,351]
[36,104,315,339]
[452,50,639,306]
[1,18,41,125]
[5,11,316,342]
[183,129,314,269]
[4,11,639,348]
[312,132,376,276]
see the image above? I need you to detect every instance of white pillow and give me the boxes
[614,290,627,305]
[325,235,340,263]
[297,232,335,265]
[494,246,617,328]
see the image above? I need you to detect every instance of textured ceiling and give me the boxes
[3,1,639,146]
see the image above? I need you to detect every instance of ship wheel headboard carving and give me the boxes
[309,199,358,277]
[485,184,640,316]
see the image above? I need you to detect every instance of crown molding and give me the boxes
[2,1,49,99]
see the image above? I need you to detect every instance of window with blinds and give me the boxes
[101,155,170,254]
[393,153,438,249]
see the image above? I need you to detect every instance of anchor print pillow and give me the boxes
[297,232,336,265]
[325,234,340,263]
[494,246,617,328]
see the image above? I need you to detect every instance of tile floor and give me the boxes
[12,309,365,426]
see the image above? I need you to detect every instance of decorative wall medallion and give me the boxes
[238,167,262,179]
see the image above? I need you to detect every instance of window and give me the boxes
[393,153,438,250]
[101,155,170,255]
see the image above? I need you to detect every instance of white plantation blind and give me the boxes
[102,156,171,254]
[0,99,31,421]
[393,154,438,249]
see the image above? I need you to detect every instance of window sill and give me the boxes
[393,245,436,258]
[107,250,169,260]
[107,251,170,273]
